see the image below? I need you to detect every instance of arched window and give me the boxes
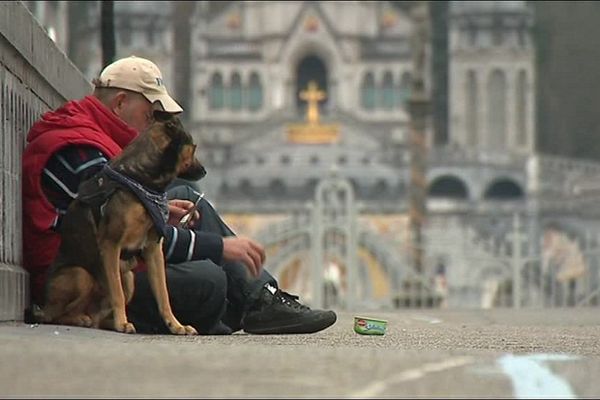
[398,72,411,109]
[372,179,390,197]
[466,70,478,146]
[239,179,253,196]
[208,73,224,110]
[361,72,376,110]
[220,182,230,194]
[296,55,328,112]
[516,70,527,147]
[305,178,319,194]
[247,72,263,111]
[381,71,395,110]
[229,73,242,111]
[269,179,286,196]
[487,69,507,149]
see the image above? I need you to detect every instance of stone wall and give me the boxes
[0,2,91,321]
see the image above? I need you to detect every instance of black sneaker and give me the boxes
[242,288,337,334]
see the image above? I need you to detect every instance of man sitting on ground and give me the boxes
[22,55,337,335]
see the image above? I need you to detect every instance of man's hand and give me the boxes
[168,199,200,227]
[222,236,266,277]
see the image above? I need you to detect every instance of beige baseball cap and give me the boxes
[96,55,183,113]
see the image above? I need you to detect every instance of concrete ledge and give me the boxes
[0,263,28,321]
[0,2,91,322]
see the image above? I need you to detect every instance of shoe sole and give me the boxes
[243,311,337,335]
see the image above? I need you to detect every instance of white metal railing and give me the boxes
[256,201,600,311]
[407,213,600,310]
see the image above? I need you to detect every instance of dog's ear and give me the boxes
[153,113,203,179]
[152,112,185,138]
[166,117,184,133]
[154,113,183,136]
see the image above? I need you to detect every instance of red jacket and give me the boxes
[22,95,138,305]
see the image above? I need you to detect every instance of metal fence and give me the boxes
[0,2,91,321]
[398,213,600,310]
[257,183,600,311]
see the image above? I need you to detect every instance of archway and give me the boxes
[484,179,524,200]
[428,175,469,199]
[296,54,328,115]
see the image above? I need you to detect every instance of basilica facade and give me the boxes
[190,1,536,213]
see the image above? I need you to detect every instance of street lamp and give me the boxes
[408,1,430,279]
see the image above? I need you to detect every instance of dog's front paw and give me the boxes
[167,321,198,335]
[115,321,136,334]
[183,325,198,335]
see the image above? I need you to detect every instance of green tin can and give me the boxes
[354,316,388,335]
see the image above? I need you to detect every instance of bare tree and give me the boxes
[173,1,196,118]
[100,0,115,68]
[430,1,448,146]
[67,1,91,71]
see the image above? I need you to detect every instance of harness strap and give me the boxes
[76,166,169,238]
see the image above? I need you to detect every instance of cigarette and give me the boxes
[179,192,204,228]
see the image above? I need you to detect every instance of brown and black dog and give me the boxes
[37,114,205,334]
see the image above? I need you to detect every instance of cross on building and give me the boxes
[300,80,326,125]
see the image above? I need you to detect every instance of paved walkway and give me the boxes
[2,308,600,398]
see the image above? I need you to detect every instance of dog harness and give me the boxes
[77,164,169,239]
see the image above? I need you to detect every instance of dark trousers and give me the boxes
[126,184,276,334]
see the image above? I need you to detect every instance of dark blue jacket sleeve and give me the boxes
[162,227,224,265]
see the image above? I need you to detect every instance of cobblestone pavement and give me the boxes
[2,308,600,398]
